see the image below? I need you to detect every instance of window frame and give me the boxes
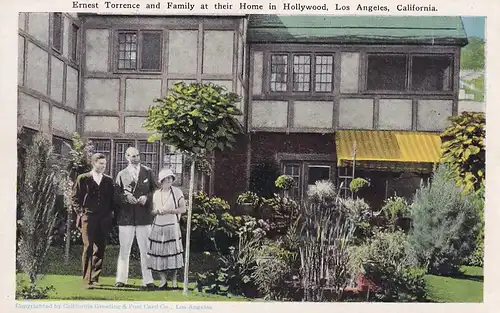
[70,23,79,64]
[268,51,336,95]
[114,29,164,74]
[162,145,184,186]
[51,13,64,54]
[363,52,455,95]
[280,159,335,202]
[52,135,71,158]
[88,138,185,185]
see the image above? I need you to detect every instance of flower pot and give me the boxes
[238,203,254,214]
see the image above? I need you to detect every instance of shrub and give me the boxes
[196,230,262,298]
[467,186,484,267]
[307,180,337,204]
[183,192,264,254]
[275,175,295,191]
[440,111,485,193]
[343,198,373,241]
[17,132,65,287]
[16,278,55,300]
[381,195,411,231]
[348,231,426,302]
[252,239,297,301]
[409,163,480,276]
[350,177,370,194]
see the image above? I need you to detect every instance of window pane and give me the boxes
[138,141,160,176]
[367,55,407,91]
[52,13,63,52]
[117,33,138,70]
[411,56,452,92]
[162,145,183,185]
[284,163,301,200]
[71,24,78,62]
[91,139,112,175]
[270,55,288,92]
[141,32,162,70]
[308,166,330,185]
[315,55,334,92]
[293,55,311,92]
[114,141,134,177]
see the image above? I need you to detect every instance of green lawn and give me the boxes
[424,266,483,302]
[18,274,246,301]
[18,245,483,302]
[17,245,248,301]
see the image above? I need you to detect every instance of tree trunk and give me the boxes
[183,160,196,296]
[64,209,71,264]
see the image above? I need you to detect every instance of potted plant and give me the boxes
[236,191,260,214]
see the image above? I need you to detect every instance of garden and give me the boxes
[16,82,485,302]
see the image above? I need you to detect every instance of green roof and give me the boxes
[248,15,468,46]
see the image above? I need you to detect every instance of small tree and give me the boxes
[144,81,243,295]
[17,132,65,287]
[440,111,485,194]
[61,133,95,263]
[409,163,480,276]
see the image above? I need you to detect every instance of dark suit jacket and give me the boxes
[115,164,158,226]
[72,172,116,228]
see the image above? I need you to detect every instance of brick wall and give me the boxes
[213,134,249,206]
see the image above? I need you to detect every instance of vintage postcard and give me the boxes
[1,0,498,312]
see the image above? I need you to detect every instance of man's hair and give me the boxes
[125,147,139,157]
[91,153,106,163]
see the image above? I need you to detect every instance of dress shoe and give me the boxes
[140,283,156,291]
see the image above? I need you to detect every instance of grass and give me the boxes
[16,245,248,302]
[424,266,483,302]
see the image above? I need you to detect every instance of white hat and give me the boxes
[158,168,176,183]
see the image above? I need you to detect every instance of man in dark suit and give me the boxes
[114,147,158,290]
[72,153,116,288]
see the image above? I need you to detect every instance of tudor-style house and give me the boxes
[17,14,468,209]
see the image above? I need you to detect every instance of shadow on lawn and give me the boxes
[455,274,484,283]
[43,245,218,281]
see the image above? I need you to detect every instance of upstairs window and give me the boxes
[270,54,288,92]
[367,54,407,91]
[365,53,453,93]
[269,53,335,94]
[70,24,79,63]
[52,13,63,53]
[411,56,452,92]
[116,30,163,72]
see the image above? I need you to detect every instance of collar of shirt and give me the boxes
[91,170,103,184]
[128,164,141,178]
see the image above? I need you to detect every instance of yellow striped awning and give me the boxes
[335,130,442,172]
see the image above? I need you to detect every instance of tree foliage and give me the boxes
[408,164,480,276]
[460,37,484,70]
[143,81,243,156]
[17,132,65,286]
[440,111,485,193]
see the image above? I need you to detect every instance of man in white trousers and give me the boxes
[114,147,158,290]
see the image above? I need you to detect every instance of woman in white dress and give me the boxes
[147,168,186,290]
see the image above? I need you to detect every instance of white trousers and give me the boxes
[115,225,154,285]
